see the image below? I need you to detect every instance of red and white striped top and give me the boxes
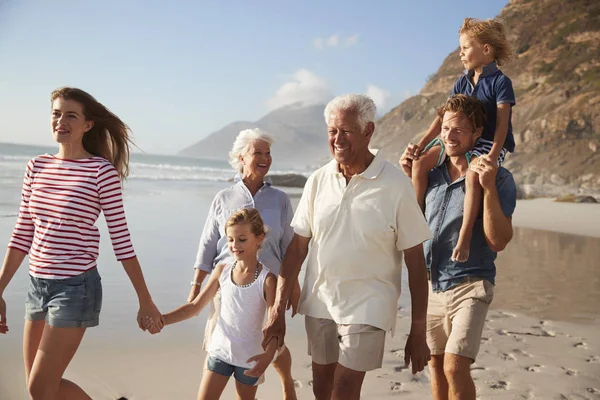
[8,154,136,279]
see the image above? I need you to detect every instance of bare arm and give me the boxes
[121,257,164,330]
[402,243,431,374]
[471,156,513,252]
[416,115,442,151]
[164,264,223,326]
[489,104,511,161]
[188,268,210,302]
[0,248,28,334]
[262,233,310,348]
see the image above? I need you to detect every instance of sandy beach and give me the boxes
[1,181,599,399]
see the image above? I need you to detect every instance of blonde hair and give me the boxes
[51,87,134,180]
[225,208,268,239]
[459,18,513,66]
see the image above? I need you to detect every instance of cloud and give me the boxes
[266,69,332,111]
[365,85,391,110]
[313,33,359,50]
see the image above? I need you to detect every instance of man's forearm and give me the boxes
[483,185,513,251]
[403,245,429,326]
[274,244,307,313]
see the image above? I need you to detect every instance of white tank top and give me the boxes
[207,262,269,368]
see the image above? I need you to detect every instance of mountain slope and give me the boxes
[178,103,328,168]
[371,0,600,196]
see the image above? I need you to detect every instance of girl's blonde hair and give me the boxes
[459,18,513,66]
[51,87,134,180]
[225,208,268,239]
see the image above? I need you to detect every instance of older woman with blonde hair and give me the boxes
[187,128,299,399]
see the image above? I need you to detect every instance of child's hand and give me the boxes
[141,316,163,334]
[244,350,276,378]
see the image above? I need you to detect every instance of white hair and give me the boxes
[228,128,275,173]
[323,94,377,130]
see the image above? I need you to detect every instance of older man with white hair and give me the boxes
[262,94,432,400]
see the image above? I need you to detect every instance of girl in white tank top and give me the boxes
[153,209,278,400]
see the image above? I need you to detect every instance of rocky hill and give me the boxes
[371,0,600,198]
[178,103,329,168]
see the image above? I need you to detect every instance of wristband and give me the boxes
[190,281,202,286]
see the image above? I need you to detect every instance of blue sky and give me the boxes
[0,0,508,155]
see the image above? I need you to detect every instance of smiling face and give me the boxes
[226,222,264,262]
[327,109,373,167]
[440,111,482,157]
[240,139,272,180]
[459,33,493,71]
[51,97,94,146]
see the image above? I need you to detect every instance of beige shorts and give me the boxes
[426,279,494,361]
[305,316,386,372]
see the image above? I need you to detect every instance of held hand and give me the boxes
[244,350,276,378]
[0,297,7,334]
[404,328,431,374]
[286,280,301,317]
[137,301,164,334]
[399,143,421,178]
[469,155,498,191]
[261,309,286,350]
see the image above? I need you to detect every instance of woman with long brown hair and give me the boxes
[0,87,162,399]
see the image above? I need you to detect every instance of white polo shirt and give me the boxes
[293,152,432,332]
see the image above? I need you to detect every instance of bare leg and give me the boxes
[272,346,297,400]
[330,363,366,400]
[311,362,336,400]
[444,353,476,400]
[197,370,230,400]
[234,379,259,400]
[429,354,449,400]
[412,146,443,211]
[23,320,45,384]
[453,163,482,262]
[27,324,90,400]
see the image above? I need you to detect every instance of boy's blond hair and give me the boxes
[459,18,513,66]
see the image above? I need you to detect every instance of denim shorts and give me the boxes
[206,355,259,386]
[25,268,102,328]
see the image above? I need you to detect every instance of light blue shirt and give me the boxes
[194,176,294,275]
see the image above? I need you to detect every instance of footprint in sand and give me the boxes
[587,387,600,395]
[587,355,600,364]
[513,348,533,358]
[389,381,403,391]
[393,365,409,372]
[390,349,403,358]
[487,380,509,390]
[293,380,302,389]
[573,341,588,349]
[561,367,578,376]
[525,364,543,372]
[499,352,517,361]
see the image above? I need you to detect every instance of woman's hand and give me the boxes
[137,300,164,334]
[0,296,8,334]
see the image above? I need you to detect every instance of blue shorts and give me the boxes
[25,268,102,328]
[206,355,260,386]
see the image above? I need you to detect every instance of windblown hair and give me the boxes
[51,87,133,180]
[228,128,274,174]
[225,208,268,239]
[459,17,513,66]
[324,94,377,130]
[438,94,486,132]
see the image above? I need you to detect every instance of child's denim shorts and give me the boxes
[25,268,102,328]
[206,355,260,386]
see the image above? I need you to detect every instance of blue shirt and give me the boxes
[194,177,295,276]
[424,165,517,292]
[451,62,516,152]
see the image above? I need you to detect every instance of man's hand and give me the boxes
[244,347,277,378]
[470,155,498,191]
[399,143,421,178]
[262,308,286,350]
[286,280,301,317]
[404,324,431,374]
